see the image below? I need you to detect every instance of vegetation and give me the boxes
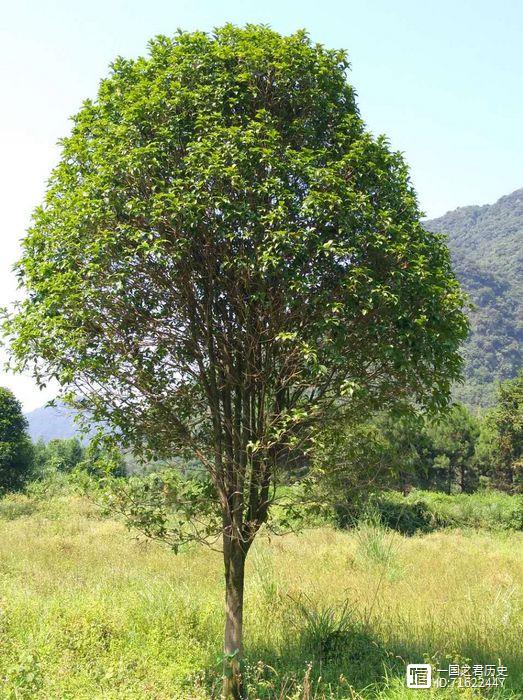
[426,188,523,407]
[0,489,520,699]
[3,25,469,697]
[0,387,34,492]
[314,377,523,507]
[0,377,520,698]
[0,20,520,700]
[492,371,523,490]
[33,437,85,475]
[339,489,523,535]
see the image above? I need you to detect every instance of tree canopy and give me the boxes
[4,25,468,697]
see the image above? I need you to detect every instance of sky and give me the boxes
[1,0,522,410]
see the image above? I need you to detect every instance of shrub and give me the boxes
[336,490,523,534]
[291,597,386,685]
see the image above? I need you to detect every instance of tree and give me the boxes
[0,387,34,492]
[4,26,468,697]
[492,371,523,491]
[427,404,480,493]
[376,413,435,494]
[311,418,396,528]
[80,440,126,478]
[311,412,432,530]
[37,437,85,474]
[474,411,499,488]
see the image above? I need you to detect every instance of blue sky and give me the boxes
[1,0,522,408]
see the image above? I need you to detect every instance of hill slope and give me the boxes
[25,402,85,443]
[425,188,523,407]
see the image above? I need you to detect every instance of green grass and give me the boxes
[417,490,523,530]
[0,491,521,698]
[343,490,523,535]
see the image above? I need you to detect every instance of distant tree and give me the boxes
[81,440,126,478]
[427,404,480,493]
[312,418,395,524]
[315,410,470,506]
[313,412,437,527]
[4,26,468,697]
[43,437,85,473]
[0,387,34,492]
[492,371,523,491]
[376,414,435,494]
[474,411,499,488]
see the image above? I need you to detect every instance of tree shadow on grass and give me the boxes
[241,629,523,699]
[194,620,522,699]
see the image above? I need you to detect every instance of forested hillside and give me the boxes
[426,188,523,407]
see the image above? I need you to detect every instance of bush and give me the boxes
[420,490,523,531]
[364,494,435,535]
[335,489,523,534]
[291,597,386,684]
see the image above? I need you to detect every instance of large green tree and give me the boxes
[4,26,468,697]
[0,388,34,492]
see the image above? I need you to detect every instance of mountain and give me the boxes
[25,402,86,443]
[425,188,523,407]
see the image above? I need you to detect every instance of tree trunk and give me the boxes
[460,463,465,492]
[222,534,246,700]
[399,471,408,496]
[507,464,514,493]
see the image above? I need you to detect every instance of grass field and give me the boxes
[0,491,521,699]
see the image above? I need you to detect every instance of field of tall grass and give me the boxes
[0,489,521,699]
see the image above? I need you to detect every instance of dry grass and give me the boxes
[0,493,520,698]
